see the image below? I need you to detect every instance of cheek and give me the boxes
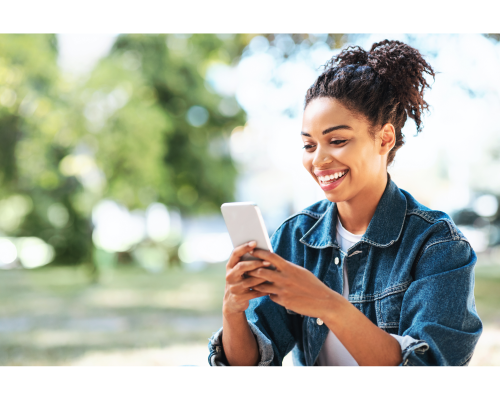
[335,147,355,170]
[343,142,371,170]
[302,152,311,169]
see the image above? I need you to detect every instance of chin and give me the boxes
[324,192,348,204]
[316,176,354,204]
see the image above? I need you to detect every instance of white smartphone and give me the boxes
[220,202,275,266]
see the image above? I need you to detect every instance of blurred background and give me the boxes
[1,33,499,366]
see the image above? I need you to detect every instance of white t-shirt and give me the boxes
[316,217,418,366]
[316,217,361,366]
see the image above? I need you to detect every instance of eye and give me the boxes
[302,144,316,150]
[331,140,347,145]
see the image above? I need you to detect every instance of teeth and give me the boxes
[318,170,348,183]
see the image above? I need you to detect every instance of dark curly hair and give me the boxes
[304,39,436,165]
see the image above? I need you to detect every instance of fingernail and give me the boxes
[248,241,257,247]
[262,261,270,266]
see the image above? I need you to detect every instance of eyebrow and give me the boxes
[300,125,353,137]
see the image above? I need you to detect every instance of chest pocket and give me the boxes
[376,288,407,333]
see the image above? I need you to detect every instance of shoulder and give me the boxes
[401,188,467,244]
[399,188,475,276]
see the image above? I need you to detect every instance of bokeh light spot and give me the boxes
[0,238,17,266]
[186,105,209,127]
[473,194,499,218]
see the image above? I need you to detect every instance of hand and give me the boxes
[223,241,271,316]
[246,248,341,319]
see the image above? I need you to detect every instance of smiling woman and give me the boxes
[208,40,483,366]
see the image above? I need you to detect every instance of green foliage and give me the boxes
[0,34,251,266]
[0,34,91,265]
[74,34,250,215]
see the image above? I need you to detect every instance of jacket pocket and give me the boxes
[376,289,406,330]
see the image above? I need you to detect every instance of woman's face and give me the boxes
[301,97,389,204]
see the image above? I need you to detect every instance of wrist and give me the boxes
[222,307,246,320]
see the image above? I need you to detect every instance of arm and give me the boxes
[215,240,270,366]
[208,226,304,366]
[394,239,482,365]
[222,308,259,366]
[321,292,402,365]
[208,240,296,366]
[248,237,482,366]
[248,249,402,366]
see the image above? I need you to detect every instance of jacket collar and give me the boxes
[299,175,407,249]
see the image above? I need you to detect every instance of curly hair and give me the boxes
[304,39,436,165]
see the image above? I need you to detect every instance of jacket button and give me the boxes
[334,257,339,265]
[316,318,323,325]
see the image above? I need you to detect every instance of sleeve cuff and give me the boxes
[390,334,429,366]
[207,321,275,366]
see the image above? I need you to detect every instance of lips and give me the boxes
[316,169,349,191]
[316,169,349,183]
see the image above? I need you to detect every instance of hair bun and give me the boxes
[324,39,435,134]
[366,40,434,101]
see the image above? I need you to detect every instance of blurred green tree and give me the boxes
[75,34,250,215]
[0,34,253,271]
[0,34,92,266]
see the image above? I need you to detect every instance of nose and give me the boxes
[312,144,333,167]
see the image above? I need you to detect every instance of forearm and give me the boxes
[222,311,260,366]
[321,292,402,366]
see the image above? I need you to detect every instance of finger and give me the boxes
[230,276,269,295]
[227,260,272,283]
[249,249,283,267]
[233,260,272,275]
[240,276,269,289]
[246,267,279,282]
[227,241,258,269]
[250,281,279,295]
[241,289,269,301]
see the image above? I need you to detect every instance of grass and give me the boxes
[1,261,499,365]
[473,264,500,325]
[0,263,227,366]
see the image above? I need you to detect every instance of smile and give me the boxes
[316,169,349,191]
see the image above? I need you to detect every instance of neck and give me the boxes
[337,173,388,235]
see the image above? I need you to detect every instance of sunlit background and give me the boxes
[1,33,499,366]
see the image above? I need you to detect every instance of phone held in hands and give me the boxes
[220,202,276,270]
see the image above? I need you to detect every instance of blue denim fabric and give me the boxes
[208,176,483,366]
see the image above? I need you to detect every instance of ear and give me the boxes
[378,123,396,157]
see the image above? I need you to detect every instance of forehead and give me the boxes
[302,97,365,131]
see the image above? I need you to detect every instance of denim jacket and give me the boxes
[208,176,483,366]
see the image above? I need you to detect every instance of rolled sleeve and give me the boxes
[207,321,275,366]
[390,333,428,363]
[390,334,429,365]
[397,239,483,366]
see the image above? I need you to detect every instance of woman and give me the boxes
[208,39,483,366]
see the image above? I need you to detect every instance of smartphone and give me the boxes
[220,202,276,268]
